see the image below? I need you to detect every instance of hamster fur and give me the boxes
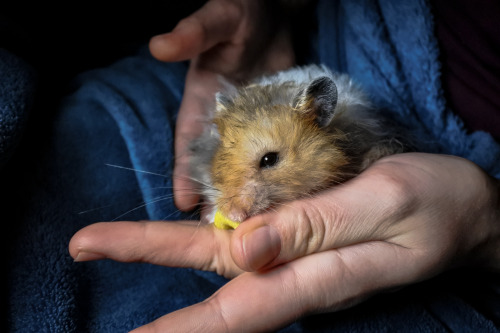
[189,65,407,223]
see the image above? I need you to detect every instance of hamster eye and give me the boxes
[260,152,279,169]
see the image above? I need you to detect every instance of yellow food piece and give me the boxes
[213,210,241,230]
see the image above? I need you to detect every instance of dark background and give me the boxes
[1,1,206,86]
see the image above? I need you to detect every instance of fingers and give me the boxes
[149,0,242,62]
[172,63,223,211]
[230,157,420,271]
[131,241,422,333]
[172,169,200,212]
[131,256,318,333]
[151,0,296,211]
[229,153,498,273]
[69,221,243,278]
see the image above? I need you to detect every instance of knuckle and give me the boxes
[286,201,329,255]
[138,221,163,262]
[375,164,420,215]
[206,294,231,332]
[177,16,207,39]
[204,229,242,279]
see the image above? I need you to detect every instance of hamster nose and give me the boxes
[228,209,249,223]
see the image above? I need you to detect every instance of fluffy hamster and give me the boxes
[190,65,406,223]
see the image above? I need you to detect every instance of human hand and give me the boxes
[149,0,295,211]
[69,153,500,332]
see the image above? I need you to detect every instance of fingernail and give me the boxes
[242,226,281,270]
[73,251,105,262]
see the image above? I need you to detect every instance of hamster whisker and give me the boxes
[97,164,210,222]
[150,186,207,197]
[77,203,118,215]
[159,208,192,222]
[111,194,174,221]
[177,174,220,192]
[77,187,148,216]
[105,163,169,178]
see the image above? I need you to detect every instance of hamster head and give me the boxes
[210,78,348,222]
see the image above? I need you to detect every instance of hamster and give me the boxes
[189,65,406,223]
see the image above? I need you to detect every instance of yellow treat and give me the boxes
[213,210,241,230]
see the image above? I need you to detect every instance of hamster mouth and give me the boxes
[244,203,278,222]
[221,205,272,223]
[217,190,279,223]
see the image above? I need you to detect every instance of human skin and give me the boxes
[148,0,295,211]
[70,0,500,331]
[70,153,500,332]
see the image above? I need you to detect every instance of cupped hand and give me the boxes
[149,0,295,211]
[69,153,500,332]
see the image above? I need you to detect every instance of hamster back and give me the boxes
[190,65,406,223]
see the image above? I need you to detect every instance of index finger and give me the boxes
[172,62,223,211]
[149,0,242,62]
[69,221,243,278]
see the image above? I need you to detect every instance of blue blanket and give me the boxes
[3,0,500,332]
[0,49,36,168]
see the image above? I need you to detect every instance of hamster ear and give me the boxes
[215,75,238,113]
[294,76,338,127]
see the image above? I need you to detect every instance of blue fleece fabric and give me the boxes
[0,48,36,168]
[315,1,500,176]
[4,0,500,332]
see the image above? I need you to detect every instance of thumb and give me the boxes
[230,166,409,271]
[229,200,346,272]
